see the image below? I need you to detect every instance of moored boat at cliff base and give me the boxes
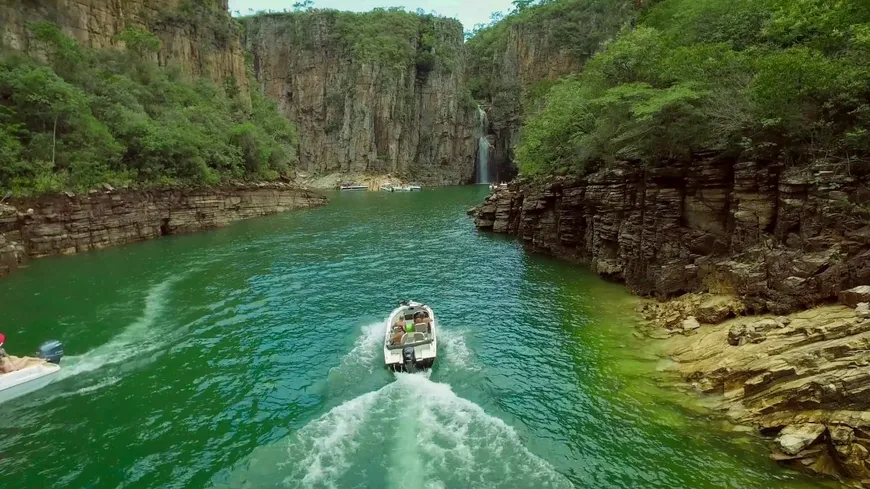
[339,183,369,191]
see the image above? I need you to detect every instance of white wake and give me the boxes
[59,275,182,379]
[214,374,571,489]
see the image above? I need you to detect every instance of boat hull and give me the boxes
[0,363,61,404]
[388,357,435,372]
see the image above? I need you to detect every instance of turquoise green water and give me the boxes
[0,187,835,489]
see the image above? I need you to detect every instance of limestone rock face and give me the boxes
[661,305,870,486]
[841,286,870,309]
[0,0,250,105]
[472,160,870,313]
[0,184,325,276]
[244,14,477,185]
[777,424,827,455]
[0,203,26,276]
[475,22,584,179]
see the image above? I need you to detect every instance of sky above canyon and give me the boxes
[228,0,515,29]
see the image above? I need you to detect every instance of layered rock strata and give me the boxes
[471,160,870,313]
[642,293,870,486]
[0,184,325,277]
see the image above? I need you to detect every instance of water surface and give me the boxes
[0,187,834,488]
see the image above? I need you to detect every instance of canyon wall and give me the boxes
[0,184,326,277]
[466,0,640,180]
[0,0,250,104]
[475,23,583,181]
[244,12,478,185]
[472,160,870,313]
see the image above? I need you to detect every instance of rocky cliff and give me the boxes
[0,0,250,103]
[472,23,582,180]
[471,160,870,313]
[466,0,639,180]
[473,159,870,483]
[472,158,870,485]
[0,184,325,277]
[637,292,870,486]
[243,11,477,185]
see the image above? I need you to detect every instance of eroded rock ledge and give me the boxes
[0,183,326,277]
[470,160,870,313]
[643,290,870,487]
[470,160,870,485]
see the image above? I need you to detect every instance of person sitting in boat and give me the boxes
[0,333,16,373]
[412,312,432,333]
[390,318,407,345]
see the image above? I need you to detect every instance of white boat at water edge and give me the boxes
[340,184,368,191]
[0,340,65,404]
[380,184,423,192]
[384,301,437,372]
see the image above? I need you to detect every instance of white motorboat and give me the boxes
[340,183,368,191]
[392,185,422,192]
[0,340,64,404]
[384,301,437,372]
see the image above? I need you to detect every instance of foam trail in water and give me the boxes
[437,327,479,373]
[321,320,389,400]
[335,321,385,372]
[57,375,122,398]
[214,374,571,489]
[59,276,182,379]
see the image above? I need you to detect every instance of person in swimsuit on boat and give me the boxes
[0,333,16,373]
[412,312,432,333]
[390,318,407,345]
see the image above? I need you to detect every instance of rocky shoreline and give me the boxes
[469,161,870,486]
[640,291,870,486]
[470,160,870,313]
[0,183,327,278]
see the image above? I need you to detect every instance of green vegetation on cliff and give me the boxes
[516,0,870,177]
[241,8,462,81]
[467,0,638,100]
[0,23,297,195]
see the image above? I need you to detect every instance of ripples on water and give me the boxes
[0,188,834,489]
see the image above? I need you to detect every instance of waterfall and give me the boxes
[476,107,490,184]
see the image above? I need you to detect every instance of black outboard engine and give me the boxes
[36,340,64,364]
[402,345,417,372]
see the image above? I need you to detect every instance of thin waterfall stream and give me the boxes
[476,106,490,184]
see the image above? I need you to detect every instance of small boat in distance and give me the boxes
[0,340,65,404]
[392,185,422,192]
[384,301,437,372]
[340,183,368,191]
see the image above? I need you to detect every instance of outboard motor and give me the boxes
[402,345,417,372]
[36,340,64,364]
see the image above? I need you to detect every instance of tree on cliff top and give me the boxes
[241,8,463,78]
[0,23,299,195]
[515,0,870,178]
